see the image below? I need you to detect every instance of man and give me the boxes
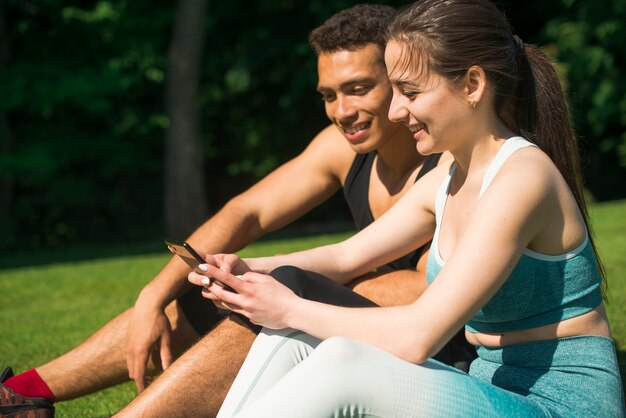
[1,5,475,417]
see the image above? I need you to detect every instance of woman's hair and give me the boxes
[388,0,606,289]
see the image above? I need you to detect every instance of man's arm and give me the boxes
[126,124,356,389]
[140,124,356,308]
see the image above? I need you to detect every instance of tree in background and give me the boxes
[0,0,624,253]
[0,0,15,245]
[164,0,208,238]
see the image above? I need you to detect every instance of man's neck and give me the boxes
[375,128,424,186]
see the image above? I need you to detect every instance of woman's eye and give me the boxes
[403,91,418,99]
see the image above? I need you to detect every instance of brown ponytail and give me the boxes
[388,0,606,291]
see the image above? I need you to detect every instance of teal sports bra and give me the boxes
[426,137,603,333]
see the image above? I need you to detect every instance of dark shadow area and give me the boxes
[0,239,166,270]
[0,185,354,270]
[0,220,354,271]
[617,349,626,398]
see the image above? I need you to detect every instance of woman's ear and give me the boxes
[465,65,487,108]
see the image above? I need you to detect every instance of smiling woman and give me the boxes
[187,0,624,417]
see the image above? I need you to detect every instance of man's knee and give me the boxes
[269,266,311,298]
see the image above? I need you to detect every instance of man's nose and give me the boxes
[333,95,358,122]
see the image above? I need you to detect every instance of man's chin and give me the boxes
[347,139,378,154]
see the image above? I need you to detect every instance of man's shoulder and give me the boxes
[304,124,358,176]
[310,124,352,150]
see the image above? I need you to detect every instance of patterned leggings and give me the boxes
[218,329,624,418]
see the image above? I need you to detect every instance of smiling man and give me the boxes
[1,5,475,418]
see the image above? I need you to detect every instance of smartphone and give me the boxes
[164,239,236,292]
[164,239,205,269]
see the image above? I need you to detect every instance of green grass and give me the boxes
[0,233,353,417]
[1,200,625,417]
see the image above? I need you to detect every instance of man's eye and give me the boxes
[321,93,336,102]
[352,86,370,95]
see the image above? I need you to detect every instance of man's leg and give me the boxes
[114,315,257,418]
[349,247,430,307]
[113,266,456,417]
[348,269,428,307]
[35,300,199,401]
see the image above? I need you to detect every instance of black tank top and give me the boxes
[343,152,442,272]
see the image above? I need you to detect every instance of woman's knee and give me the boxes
[308,337,369,370]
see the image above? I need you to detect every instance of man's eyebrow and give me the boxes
[317,77,376,92]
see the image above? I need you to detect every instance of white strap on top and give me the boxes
[479,136,537,197]
[432,136,537,265]
[434,164,455,226]
[432,164,456,265]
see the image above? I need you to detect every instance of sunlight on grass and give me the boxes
[589,201,626,346]
[1,200,624,416]
[0,233,352,417]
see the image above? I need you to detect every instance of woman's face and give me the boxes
[384,40,473,155]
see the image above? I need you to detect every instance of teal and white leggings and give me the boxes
[218,328,624,418]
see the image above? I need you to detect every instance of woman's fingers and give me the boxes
[201,264,247,293]
[188,270,208,287]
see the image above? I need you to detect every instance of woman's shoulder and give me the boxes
[499,145,559,188]
[480,145,567,226]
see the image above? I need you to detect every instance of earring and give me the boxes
[470,100,477,109]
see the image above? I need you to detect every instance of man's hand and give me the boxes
[126,298,173,392]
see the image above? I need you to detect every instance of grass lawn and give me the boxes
[1,200,625,417]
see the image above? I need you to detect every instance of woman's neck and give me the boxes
[449,118,516,179]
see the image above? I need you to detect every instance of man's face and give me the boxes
[317,43,402,153]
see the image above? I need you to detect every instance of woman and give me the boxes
[189,0,625,416]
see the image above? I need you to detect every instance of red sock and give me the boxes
[3,369,56,402]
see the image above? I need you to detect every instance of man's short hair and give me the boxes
[309,4,396,55]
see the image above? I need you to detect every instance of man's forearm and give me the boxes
[141,201,265,309]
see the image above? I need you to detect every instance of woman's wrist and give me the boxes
[283,294,307,330]
[244,256,274,274]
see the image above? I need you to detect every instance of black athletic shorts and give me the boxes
[176,266,375,335]
[177,266,477,371]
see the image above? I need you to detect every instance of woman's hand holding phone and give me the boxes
[187,262,245,309]
[165,239,246,292]
[196,253,252,294]
[208,253,252,277]
[190,263,297,329]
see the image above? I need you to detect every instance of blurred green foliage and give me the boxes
[1,0,173,250]
[1,0,624,252]
[541,0,626,200]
